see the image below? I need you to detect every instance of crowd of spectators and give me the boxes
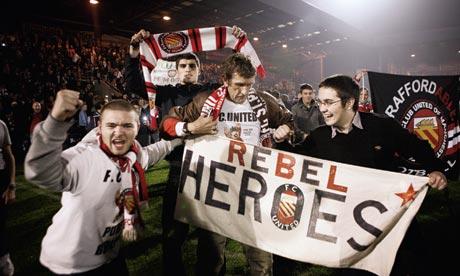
[0,24,311,164]
[0,25,127,161]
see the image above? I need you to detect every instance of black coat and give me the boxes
[296,112,446,174]
[124,55,218,122]
[124,55,218,161]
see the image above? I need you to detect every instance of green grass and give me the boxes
[6,162,460,275]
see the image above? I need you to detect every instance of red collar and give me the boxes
[98,136,149,202]
[99,136,139,172]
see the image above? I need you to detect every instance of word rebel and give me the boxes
[179,140,390,251]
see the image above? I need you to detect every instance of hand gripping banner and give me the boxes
[176,135,430,276]
[368,72,459,179]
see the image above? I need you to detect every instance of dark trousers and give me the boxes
[273,255,311,276]
[162,163,189,276]
[48,255,129,276]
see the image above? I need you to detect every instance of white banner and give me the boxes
[150,59,179,86]
[176,136,429,276]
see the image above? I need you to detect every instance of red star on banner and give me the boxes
[395,184,416,207]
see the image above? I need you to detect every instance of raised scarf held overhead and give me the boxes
[139,26,265,131]
[99,137,149,241]
[202,86,273,148]
[139,26,265,96]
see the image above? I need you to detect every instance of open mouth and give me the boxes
[323,114,334,121]
[112,139,126,149]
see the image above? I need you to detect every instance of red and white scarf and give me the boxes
[99,137,149,241]
[139,26,265,97]
[201,86,273,147]
[139,26,265,131]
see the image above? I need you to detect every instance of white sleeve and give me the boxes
[139,139,183,168]
[175,122,187,137]
[25,116,77,192]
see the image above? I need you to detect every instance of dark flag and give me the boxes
[368,72,459,179]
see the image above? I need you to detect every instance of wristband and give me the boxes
[130,41,140,48]
[183,122,191,135]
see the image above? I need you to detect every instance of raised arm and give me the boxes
[129,29,150,59]
[124,29,151,99]
[25,90,83,191]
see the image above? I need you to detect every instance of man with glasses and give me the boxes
[294,74,447,275]
[291,83,324,143]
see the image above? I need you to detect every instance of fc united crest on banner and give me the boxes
[271,184,304,231]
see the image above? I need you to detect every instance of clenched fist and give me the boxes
[273,124,292,142]
[51,90,84,122]
[427,171,448,190]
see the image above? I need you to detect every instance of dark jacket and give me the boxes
[296,112,446,173]
[291,100,324,139]
[124,56,219,122]
[124,55,219,161]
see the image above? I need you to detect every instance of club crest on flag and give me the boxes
[414,117,438,146]
[158,32,189,53]
[367,72,459,178]
[404,100,447,157]
[271,184,304,231]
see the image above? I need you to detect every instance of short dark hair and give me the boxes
[299,83,313,93]
[174,52,200,70]
[319,75,359,111]
[221,53,256,81]
[100,100,137,121]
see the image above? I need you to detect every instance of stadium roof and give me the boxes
[3,0,460,72]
